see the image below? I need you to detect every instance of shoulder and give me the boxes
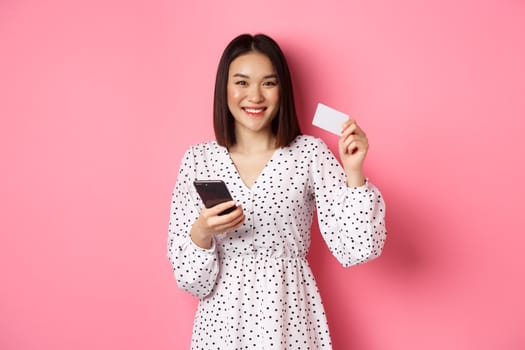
[287,134,329,153]
[184,140,224,157]
[187,140,219,151]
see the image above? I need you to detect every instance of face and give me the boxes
[227,52,280,136]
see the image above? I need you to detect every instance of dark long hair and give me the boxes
[213,33,301,148]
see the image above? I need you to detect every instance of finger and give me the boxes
[220,204,244,220]
[212,212,245,233]
[342,124,365,139]
[348,140,361,155]
[341,125,355,139]
[344,135,368,149]
[208,200,237,216]
[339,134,353,154]
[340,134,365,148]
[342,121,367,139]
[230,213,246,229]
[208,204,243,226]
[342,138,358,155]
[343,138,368,155]
[341,119,356,134]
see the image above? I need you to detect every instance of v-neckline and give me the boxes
[222,145,282,191]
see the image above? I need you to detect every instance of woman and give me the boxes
[168,33,386,349]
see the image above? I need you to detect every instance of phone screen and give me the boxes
[193,180,235,215]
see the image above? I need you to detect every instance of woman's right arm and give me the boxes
[167,147,245,298]
[167,147,220,299]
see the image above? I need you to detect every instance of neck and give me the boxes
[231,129,276,154]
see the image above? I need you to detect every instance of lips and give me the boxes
[242,107,267,116]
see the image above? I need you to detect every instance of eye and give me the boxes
[234,80,247,86]
[263,80,278,87]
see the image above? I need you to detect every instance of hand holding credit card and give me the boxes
[312,103,349,136]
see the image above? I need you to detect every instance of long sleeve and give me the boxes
[167,147,220,298]
[311,138,387,267]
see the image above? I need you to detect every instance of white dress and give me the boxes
[167,135,387,349]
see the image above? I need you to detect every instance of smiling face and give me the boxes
[227,52,280,137]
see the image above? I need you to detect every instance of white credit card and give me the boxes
[312,103,349,136]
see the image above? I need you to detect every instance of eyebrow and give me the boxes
[232,73,278,79]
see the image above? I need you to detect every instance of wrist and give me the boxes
[190,227,213,249]
[346,171,366,187]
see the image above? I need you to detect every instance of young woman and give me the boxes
[168,33,386,349]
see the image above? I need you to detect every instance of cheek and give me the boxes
[227,86,241,103]
[267,90,280,105]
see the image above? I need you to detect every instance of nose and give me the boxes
[247,85,264,103]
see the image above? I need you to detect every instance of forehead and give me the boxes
[228,52,276,76]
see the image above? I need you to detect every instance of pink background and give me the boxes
[1,0,525,349]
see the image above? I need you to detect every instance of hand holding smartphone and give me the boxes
[193,180,236,215]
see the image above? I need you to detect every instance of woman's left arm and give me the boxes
[313,134,387,267]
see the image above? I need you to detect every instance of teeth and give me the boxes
[244,108,264,113]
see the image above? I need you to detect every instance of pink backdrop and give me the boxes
[2,0,525,349]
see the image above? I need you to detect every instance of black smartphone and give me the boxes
[193,180,236,215]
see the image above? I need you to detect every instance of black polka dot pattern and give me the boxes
[167,135,387,349]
